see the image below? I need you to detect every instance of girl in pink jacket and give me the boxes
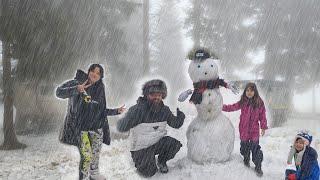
[223,82,268,177]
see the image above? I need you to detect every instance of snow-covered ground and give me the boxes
[0,90,320,180]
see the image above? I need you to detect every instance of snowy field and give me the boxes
[0,90,320,180]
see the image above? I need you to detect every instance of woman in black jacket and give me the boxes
[56,64,125,180]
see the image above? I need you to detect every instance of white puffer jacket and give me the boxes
[129,121,167,151]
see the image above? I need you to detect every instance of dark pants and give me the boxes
[131,136,182,177]
[240,141,263,167]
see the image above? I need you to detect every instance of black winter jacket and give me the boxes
[117,97,185,132]
[56,70,119,146]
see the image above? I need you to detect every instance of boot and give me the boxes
[243,158,250,167]
[255,165,263,177]
[90,174,106,180]
[79,170,90,180]
[157,161,168,173]
[90,170,106,180]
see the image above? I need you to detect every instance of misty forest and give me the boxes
[0,0,320,179]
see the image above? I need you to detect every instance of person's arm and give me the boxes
[105,105,125,116]
[259,103,268,130]
[56,80,79,99]
[105,108,120,116]
[117,106,140,132]
[166,107,185,129]
[287,146,296,164]
[222,101,241,112]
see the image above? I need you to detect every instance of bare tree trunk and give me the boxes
[0,41,26,150]
[312,84,316,114]
[193,0,201,47]
[142,0,150,76]
[263,41,277,81]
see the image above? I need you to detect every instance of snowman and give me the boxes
[179,48,239,163]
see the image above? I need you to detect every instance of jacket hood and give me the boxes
[74,69,88,83]
[75,69,102,85]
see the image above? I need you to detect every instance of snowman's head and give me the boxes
[188,58,219,82]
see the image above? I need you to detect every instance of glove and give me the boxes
[177,108,185,120]
[178,89,193,102]
[227,82,239,94]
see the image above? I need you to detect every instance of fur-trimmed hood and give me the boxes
[142,79,167,99]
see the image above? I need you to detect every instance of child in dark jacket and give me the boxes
[222,82,267,177]
[56,64,125,180]
[286,132,320,180]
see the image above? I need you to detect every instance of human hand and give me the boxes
[117,104,126,114]
[77,80,92,93]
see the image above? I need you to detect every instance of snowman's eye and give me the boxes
[211,65,213,67]
[198,65,201,68]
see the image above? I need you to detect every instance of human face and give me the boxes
[294,138,305,152]
[246,87,255,99]
[147,93,163,104]
[88,67,101,83]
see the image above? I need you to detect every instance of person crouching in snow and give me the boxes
[222,82,267,177]
[56,64,125,180]
[117,79,185,177]
[286,132,319,180]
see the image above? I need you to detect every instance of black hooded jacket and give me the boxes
[117,97,185,132]
[56,70,119,146]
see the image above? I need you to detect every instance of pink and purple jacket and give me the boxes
[222,101,268,142]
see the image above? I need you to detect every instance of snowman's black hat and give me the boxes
[195,49,210,60]
[187,47,219,61]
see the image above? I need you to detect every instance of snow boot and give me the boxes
[255,165,263,177]
[157,161,168,173]
[90,174,106,180]
[244,158,250,167]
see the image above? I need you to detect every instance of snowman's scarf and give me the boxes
[189,78,227,104]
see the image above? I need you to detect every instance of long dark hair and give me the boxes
[239,82,263,108]
[86,64,105,105]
